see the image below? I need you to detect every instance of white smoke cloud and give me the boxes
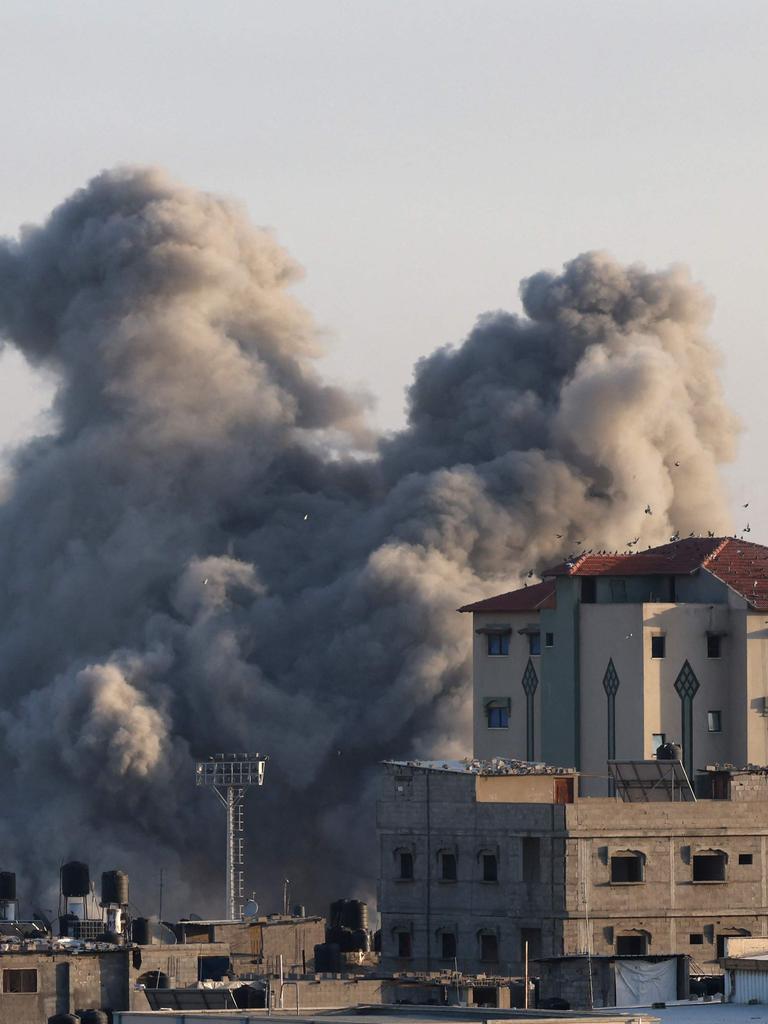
[0,168,738,916]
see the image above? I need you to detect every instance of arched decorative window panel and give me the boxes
[602,659,620,795]
[674,660,700,779]
[520,658,539,760]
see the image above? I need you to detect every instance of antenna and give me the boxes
[195,753,268,920]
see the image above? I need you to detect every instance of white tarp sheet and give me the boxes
[615,957,677,1006]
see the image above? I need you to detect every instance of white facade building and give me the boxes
[460,537,768,790]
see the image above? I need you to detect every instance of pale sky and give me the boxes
[0,0,766,534]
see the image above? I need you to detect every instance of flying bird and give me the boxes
[304,513,309,520]
[744,503,750,508]
[674,460,680,467]
[203,578,208,585]
[644,505,652,515]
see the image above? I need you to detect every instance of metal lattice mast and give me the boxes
[195,753,267,919]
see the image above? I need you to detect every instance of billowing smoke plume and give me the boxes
[0,168,737,916]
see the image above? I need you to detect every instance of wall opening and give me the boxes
[693,851,726,882]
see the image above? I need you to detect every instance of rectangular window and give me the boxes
[651,732,666,751]
[689,933,704,945]
[486,700,510,729]
[399,851,414,879]
[545,632,554,648]
[522,837,540,882]
[528,632,541,656]
[487,633,509,656]
[610,853,644,884]
[616,934,648,956]
[707,634,722,658]
[581,577,596,603]
[739,853,753,865]
[480,933,499,962]
[397,931,412,958]
[693,852,726,882]
[707,710,722,733]
[440,852,457,881]
[651,635,665,659]
[610,579,627,602]
[441,932,457,959]
[482,854,498,882]
[2,970,37,993]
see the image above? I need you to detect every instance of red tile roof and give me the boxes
[459,538,768,613]
[542,537,727,578]
[458,579,556,614]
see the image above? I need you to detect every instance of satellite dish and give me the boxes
[242,899,259,919]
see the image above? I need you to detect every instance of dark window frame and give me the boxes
[398,850,414,880]
[544,631,554,648]
[479,931,499,963]
[689,933,704,945]
[486,705,510,729]
[739,853,753,865]
[487,633,510,656]
[439,851,457,882]
[481,853,498,883]
[707,710,722,733]
[616,933,648,956]
[707,634,722,659]
[528,632,541,656]
[522,837,541,882]
[2,969,38,994]
[610,851,645,884]
[396,930,413,958]
[651,635,666,659]
[692,851,727,883]
[440,931,457,960]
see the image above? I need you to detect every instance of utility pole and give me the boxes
[195,753,268,920]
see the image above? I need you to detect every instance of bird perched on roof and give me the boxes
[708,530,715,537]
[527,569,534,578]
[745,523,752,533]
[669,531,680,542]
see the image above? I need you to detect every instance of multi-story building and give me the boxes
[459,537,768,789]
[377,758,768,980]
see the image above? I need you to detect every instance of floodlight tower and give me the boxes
[195,752,267,920]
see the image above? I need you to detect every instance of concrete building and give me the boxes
[377,758,768,987]
[460,537,768,788]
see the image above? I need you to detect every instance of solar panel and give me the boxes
[608,759,696,802]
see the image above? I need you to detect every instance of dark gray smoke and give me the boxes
[0,168,737,916]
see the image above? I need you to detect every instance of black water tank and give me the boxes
[349,928,370,952]
[329,898,368,931]
[314,942,341,972]
[292,904,306,918]
[132,918,149,945]
[328,899,345,928]
[48,1016,80,1024]
[78,1011,109,1024]
[344,900,367,931]
[657,742,683,761]
[0,871,16,901]
[59,913,79,937]
[61,862,90,898]
[101,870,129,907]
[139,970,169,989]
